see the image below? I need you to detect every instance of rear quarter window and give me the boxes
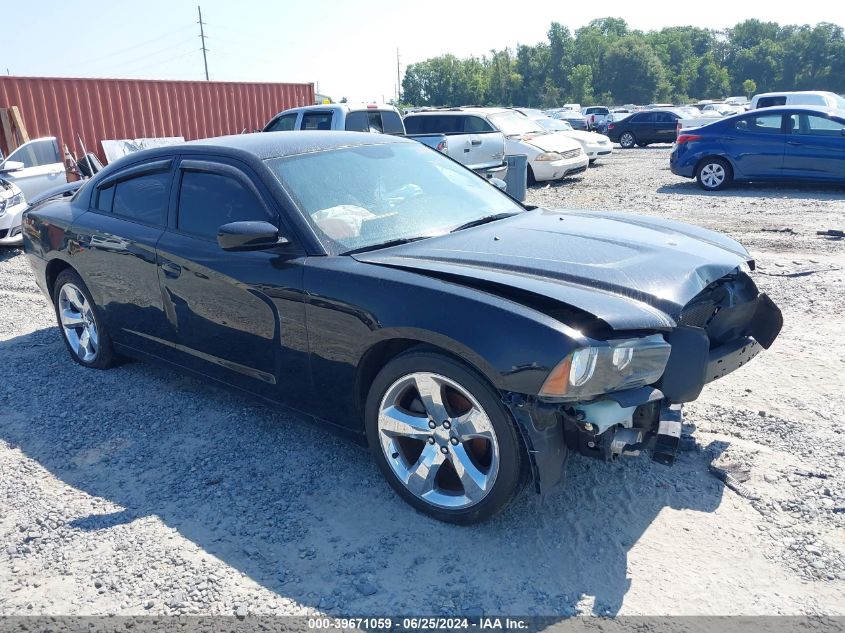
[111,172,170,225]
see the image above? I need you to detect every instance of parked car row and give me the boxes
[264,103,616,188]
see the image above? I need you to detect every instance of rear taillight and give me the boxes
[435,139,447,153]
[675,134,702,145]
[608,123,615,130]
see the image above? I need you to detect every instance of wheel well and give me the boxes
[355,339,500,421]
[45,260,73,298]
[695,155,733,178]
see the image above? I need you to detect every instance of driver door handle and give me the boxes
[786,140,801,146]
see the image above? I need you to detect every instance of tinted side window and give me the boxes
[266,113,298,132]
[96,184,115,212]
[632,113,654,123]
[301,112,333,130]
[464,116,495,133]
[112,172,169,225]
[381,111,404,135]
[402,116,424,134]
[793,114,845,137]
[177,171,273,241]
[734,114,783,134]
[432,116,459,134]
[6,139,60,168]
[757,97,787,108]
[345,111,369,132]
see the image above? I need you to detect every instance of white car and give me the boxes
[0,178,27,246]
[465,108,588,184]
[514,108,613,164]
[0,137,67,201]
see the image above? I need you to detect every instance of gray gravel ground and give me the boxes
[1,145,844,617]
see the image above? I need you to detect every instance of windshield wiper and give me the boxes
[342,236,430,255]
[450,212,519,233]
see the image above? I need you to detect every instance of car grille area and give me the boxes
[560,148,582,159]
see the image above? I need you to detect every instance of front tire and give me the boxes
[527,164,537,186]
[619,132,636,149]
[365,350,524,524]
[696,157,732,191]
[53,269,115,369]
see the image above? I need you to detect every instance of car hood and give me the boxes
[353,208,752,331]
[517,132,582,153]
[564,130,610,144]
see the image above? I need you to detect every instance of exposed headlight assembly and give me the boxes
[0,193,24,217]
[539,334,672,401]
[535,152,563,161]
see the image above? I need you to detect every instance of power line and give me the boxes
[198,5,209,81]
[56,25,196,72]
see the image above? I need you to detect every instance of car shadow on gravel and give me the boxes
[0,246,23,262]
[0,327,726,619]
[657,181,845,200]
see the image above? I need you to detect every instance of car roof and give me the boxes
[746,105,845,117]
[187,130,406,160]
[404,109,483,116]
[89,131,411,182]
[754,90,838,98]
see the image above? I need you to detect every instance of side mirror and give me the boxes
[490,177,507,191]
[0,160,24,173]
[217,221,289,251]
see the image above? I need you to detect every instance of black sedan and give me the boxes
[607,109,683,148]
[22,132,782,523]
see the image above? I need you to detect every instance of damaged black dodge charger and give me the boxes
[22,132,782,524]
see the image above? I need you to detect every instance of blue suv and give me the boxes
[670,106,845,190]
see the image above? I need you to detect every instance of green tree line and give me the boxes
[400,18,845,107]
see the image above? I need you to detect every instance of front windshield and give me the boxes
[833,94,845,109]
[488,112,546,136]
[266,143,523,254]
[536,118,573,132]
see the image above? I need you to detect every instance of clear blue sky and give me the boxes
[6,0,845,102]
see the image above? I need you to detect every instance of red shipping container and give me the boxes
[0,76,314,162]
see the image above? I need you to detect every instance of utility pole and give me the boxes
[197,5,209,81]
[396,48,401,102]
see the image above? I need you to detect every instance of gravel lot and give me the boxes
[1,145,843,617]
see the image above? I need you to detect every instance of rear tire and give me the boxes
[365,350,524,524]
[53,269,115,369]
[696,157,732,191]
[619,132,636,149]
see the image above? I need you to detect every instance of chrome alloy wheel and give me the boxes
[700,162,726,188]
[377,372,500,509]
[58,283,99,363]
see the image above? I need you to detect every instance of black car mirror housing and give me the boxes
[217,221,289,251]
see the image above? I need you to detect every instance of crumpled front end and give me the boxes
[505,268,783,496]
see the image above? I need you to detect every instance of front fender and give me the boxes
[303,257,590,429]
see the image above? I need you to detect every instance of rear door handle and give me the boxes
[160,261,182,278]
[471,139,482,146]
[787,140,801,146]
